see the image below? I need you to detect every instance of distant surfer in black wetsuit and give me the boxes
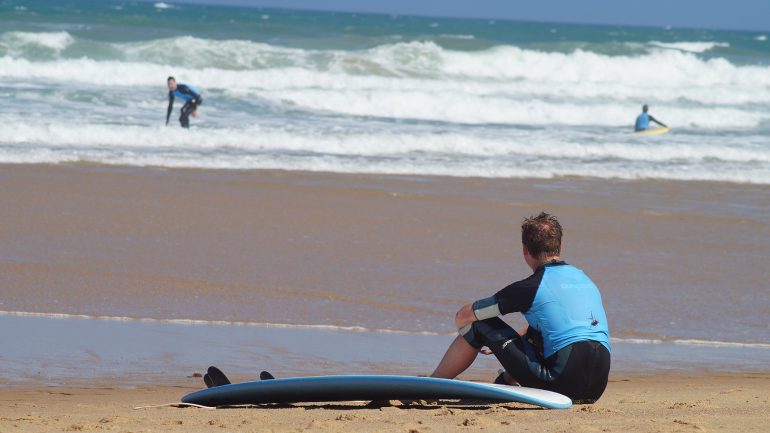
[166,76,202,128]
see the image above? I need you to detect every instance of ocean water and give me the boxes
[2,0,770,183]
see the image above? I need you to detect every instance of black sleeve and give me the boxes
[166,92,174,124]
[177,84,200,101]
[649,115,667,127]
[493,267,544,315]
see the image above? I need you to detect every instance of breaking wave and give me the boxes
[1,31,769,183]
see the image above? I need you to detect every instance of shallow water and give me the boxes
[3,314,768,386]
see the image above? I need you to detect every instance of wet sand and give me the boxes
[2,313,768,388]
[1,374,769,433]
[1,163,769,432]
[1,163,768,344]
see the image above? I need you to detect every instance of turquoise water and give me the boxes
[1,0,770,182]
[5,1,770,57]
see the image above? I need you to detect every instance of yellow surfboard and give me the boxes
[634,127,670,136]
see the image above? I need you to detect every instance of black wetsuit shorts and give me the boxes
[462,317,610,403]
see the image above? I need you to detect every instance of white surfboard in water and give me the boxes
[634,126,670,135]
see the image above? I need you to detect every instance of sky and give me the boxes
[161,0,770,32]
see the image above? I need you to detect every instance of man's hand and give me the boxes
[454,303,476,329]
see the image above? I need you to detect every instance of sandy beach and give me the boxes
[1,164,769,432]
[1,374,769,432]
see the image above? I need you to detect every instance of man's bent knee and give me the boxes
[459,317,516,350]
[459,322,483,349]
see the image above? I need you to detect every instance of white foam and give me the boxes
[3,119,769,163]
[648,41,729,53]
[0,310,446,336]
[611,337,770,350]
[754,35,767,42]
[3,311,768,349]
[671,339,770,349]
[1,33,769,183]
[1,119,768,184]
[1,48,769,127]
[154,2,174,9]
[257,87,768,128]
[2,35,769,92]
[440,34,475,40]
[0,31,74,54]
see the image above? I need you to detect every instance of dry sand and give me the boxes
[1,374,768,433]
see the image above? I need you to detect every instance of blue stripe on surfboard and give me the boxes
[181,375,572,409]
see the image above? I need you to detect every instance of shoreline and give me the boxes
[2,313,768,389]
[6,161,770,189]
[4,308,770,349]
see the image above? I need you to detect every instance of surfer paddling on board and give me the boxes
[634,104,667,131]
[165,76,202,128]
[430,212,611,403]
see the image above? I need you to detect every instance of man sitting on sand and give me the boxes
[165,76,202,129]
[634,104,667,131]
[430,212,611,403]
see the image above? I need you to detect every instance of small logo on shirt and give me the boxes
[589,312,599,327]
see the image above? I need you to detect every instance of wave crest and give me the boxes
[0,31,74,57]
[2,310,768,349]
[2,36,770,127]
[648,41,730,53]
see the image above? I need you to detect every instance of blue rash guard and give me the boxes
[170,84,200,102]
[471,261,610,358]
[635,113,650,131]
